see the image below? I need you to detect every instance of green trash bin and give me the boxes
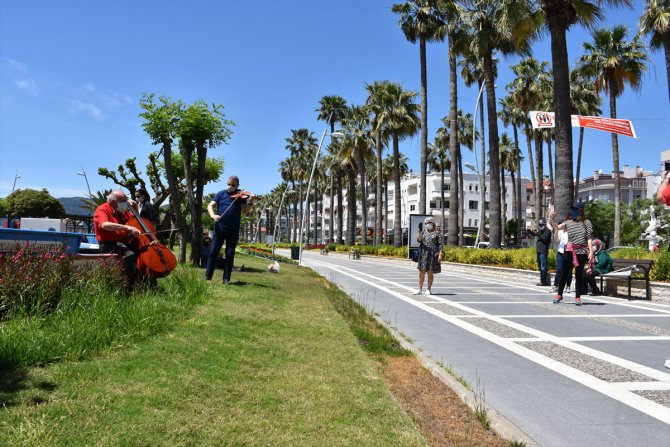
[290,245,300,260]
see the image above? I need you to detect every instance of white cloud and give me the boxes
[14,78,38,95]
[1,57,27,72]
[70,100,103,119]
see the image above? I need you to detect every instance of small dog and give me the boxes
[267,261,280,273]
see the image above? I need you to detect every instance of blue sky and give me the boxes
[1,0,668,199]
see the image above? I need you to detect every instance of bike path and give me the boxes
[295,251,670,447]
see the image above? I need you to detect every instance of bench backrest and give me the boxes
[611,258,654,276]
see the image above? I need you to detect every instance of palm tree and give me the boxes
[499,94,525,242]
[279,158,297,242]
[428,136,451,240]
[382,153,409,244]
[392,0,446,215]
[639,0,670,104]
[569,67,602,201]
[317,95,348,244]
[507,57,550,224]
[499,133,515,241]
[460,0,537,248]
[367,82,420,247]
[285,129,318,244]
[580,25,648,246]
[455,109,478,245]
[540,0,632,222]
[366,81,392,246]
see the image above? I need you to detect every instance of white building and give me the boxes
[577,164,659,204]
[313,170,528,244]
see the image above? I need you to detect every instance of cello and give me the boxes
[126,204,178,278]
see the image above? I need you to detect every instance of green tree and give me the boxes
[580,25,649,246]
[7,189,65,219]
[0,198,7,218]
[460,0,538,247]
[392,0,446,215]
[428,136,451,240]
[540,0,632,224]
[639,0,670,104]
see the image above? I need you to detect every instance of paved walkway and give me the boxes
[288,250,670,447]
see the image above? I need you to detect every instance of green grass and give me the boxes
[0,254,426,447]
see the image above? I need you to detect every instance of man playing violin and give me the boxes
[205,175,253,284]
[94,190,142,290]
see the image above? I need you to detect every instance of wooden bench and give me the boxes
[599,258,654,300]
[348,249,361,260]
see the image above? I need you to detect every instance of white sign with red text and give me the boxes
[529,111,637,138]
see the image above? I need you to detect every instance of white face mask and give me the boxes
[137,195,146,203]
[426,223,435,231]
[116,201,129,212]
[227,186,237,193]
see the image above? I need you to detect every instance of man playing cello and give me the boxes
[94,190,141,290]
[205,175,253,284]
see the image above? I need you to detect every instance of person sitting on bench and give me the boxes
[584,239,613,295]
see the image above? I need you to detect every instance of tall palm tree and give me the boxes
[285,129,318,244]
[279,157,297,242]
[508,57,550,224]
[569,67,602,201]
[499,132,515,241]
[639,0,670,104]
[428,136,451,240]
[366,81,391,245]
[460,0,537,248]
[499,94,525,242]
[540,0,632,222]
[392,0,446,215]
[580,25,648,246]
[382,153,409,244]
[367,82,420,247]
[316,95,348,244]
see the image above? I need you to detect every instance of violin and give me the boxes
[218,189,260,218]
[126,204,178,279]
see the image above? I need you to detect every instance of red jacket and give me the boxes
[664,184,670,207]
[94,202,133,243]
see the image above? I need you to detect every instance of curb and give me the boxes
[374,315,542,447]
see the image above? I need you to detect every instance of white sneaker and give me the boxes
[413,289,423,295]
[565,286,572,294]
[549,286,558,293]
[424,289,432,296]
[664,360,670,369]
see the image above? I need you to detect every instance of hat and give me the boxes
[538,218,546,227]
[571,201,585,210]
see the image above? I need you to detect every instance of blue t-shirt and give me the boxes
[213,189,247,228]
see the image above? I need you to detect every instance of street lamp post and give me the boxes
[76,169,92,197]
[472,81,490,249]
[11,174,21,194]
[299,117,333,266]
[272,187,295,255]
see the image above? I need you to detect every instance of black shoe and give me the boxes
[536,283,550,287]
[589,290,602,296]
[224,279,230,285]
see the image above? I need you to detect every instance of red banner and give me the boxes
[571,115,636,138]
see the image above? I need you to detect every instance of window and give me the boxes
[445,201,450,209]
[443,184,450,191]
[469,184,473,191]
[410,204,416,211]
[468,219,472,226]
[429,201,437,209]
[485,201,490,210]
[475,185,479,192]
[474,219,478,227]
[469,200,478,210]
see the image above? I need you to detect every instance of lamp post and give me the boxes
[471,81,495,249]
[272,187,295,254]
[299,118,333,266]
[76,169,92,197]
[11,174,21,194]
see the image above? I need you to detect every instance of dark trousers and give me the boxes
[537,252,549,285]
[205,224,239,281]
[584,270,602,294]
[100,241,138,290]
[558,251,588,298]
[554,251,573,288]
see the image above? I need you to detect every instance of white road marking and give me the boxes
[307,257,670,424]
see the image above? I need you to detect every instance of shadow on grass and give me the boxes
[0,365,58,408]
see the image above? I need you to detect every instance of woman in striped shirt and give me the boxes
[549,203,594,306]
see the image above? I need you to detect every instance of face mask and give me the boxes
[137,196,146,203]
[426,223,435,230]
[116,201,129,212]
[227,186,237,193]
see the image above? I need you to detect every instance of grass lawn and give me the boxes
[0,254,426,446]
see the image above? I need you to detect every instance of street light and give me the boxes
[272,187,295,255]
[471,81,496,249]
[76,169,92,197]
[299,114,333,266]
[11,174,21,194]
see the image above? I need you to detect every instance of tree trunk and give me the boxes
[510,168,517,245]
[447,36,460,246]
[478,80,487,244]
[513,123,523,243]
[329,173,335,244]
[575,127,585,202]
[375,128,383,245]
[524,123,536,211]
[664,33,670,105]
[441,165,446,241]
[419,36,428,215]
[500,167,507,244]
[346,166,357,246]
[188,141,208,266]
[547,133,554,206]
[299,181,304,244]
[483,50,502,248]
[358,144,367,246]
[547,17,575,223]
[384,179,389,245]
[609,80,622,246]
[393,132,402,247]
[161,137,187,263]
[534,131,544,223]
[458,153,465,245]
[337,172,344,244]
